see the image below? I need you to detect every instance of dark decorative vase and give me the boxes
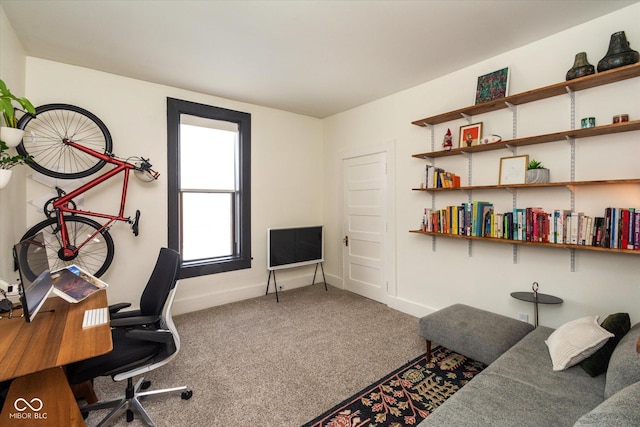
[597,31,639,72]
[566,52,595,80]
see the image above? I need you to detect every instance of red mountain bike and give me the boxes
[16,104,159,277]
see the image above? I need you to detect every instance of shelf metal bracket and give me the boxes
[466,148,473,258]
[569,138,576,184]
[566,87,576,130]
[505,144,517,154]
[512,189,518,264]
[427,123,435,152]
[565,88,576,273]
[567,137,576,210]
[570,248,576,272]
[461,112,473,123]
[506,102,518,139]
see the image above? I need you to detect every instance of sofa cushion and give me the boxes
[574,381,640,426]
[605,322,640,399]
[418,303,534,365]
[545,316,613,371]
[580,313,630,377]
[421,327,606,427]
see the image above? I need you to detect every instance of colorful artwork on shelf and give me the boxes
[475,67,510,104]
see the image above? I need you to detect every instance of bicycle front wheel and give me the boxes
[17,104,113,179]
[21,216,115,278]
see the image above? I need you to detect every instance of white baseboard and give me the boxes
[324,272,343,289]
[173,273,326,315]
[387,296,435,319]
[173,271,438,321]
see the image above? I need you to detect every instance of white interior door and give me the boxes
[342,152,387,303]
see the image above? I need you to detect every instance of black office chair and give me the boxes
[66,247,192,426]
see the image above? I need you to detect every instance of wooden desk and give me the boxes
[1,367,86,426]
[0,291,112,426]
[0,290,112,382]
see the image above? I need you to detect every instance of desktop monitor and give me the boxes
[14,232,53,322]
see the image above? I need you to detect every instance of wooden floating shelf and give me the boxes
[412,120,640,159]
[412,63,640,127]
[409,230,640,255]
[412,178,640,192]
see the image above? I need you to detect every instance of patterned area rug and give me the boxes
[302,346,486,427]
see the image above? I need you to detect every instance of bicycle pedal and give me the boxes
[131,210,141,236]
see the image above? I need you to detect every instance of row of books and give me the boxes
[422,165,461,189]
[420,203,640,249]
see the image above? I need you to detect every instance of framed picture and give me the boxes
[459,122,483,148]
[499,155,529,185]
[475,67,510,104]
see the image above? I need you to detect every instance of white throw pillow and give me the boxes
[545,316,614,371]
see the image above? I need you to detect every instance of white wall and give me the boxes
[323,3,640,328]
[0,6,28,283]
[4,3,640,326]
[21,58,323,314]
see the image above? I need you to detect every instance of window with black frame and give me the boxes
[167,98,251,278]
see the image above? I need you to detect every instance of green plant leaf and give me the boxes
[17,97,36,115]
[527,159,543,169]
[0,78,35,126]
[0,139,32,169]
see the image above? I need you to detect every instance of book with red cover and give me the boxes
[634,210,640,250]
[620,209,630,250]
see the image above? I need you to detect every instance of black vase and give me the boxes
[597,31,639,72]
[566,52,595,80]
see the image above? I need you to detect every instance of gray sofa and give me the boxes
[418,306,640,426]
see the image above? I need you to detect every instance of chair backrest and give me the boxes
[138,248,181,317]
[113,266,183,381]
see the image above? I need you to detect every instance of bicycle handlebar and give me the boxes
[134,157,160,181]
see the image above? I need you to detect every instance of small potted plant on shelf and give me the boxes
[525,159,550,184]
[0,78,36,147]
[0,139,32,189]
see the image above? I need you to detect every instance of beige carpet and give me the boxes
[87,284,425,426]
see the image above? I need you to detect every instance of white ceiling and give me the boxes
[2,0,638,118]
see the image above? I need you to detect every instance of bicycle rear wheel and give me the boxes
[21,216,115,278]
[17,104,113,179]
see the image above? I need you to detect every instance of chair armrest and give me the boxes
[110,315,160,328]
[110,309,143,320]
[108,302,131,314]
[126,329,173,344]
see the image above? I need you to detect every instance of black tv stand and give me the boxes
[266,262,327,303]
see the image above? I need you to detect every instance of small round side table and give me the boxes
[511,282,563,327]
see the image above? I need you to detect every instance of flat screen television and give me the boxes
[14,232,53,322]
[267,226,323,270]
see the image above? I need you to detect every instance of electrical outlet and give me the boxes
[518,312,529,323]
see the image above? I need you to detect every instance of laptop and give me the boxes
[14,232,54,322]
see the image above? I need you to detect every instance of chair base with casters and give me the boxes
[79,376,192,426]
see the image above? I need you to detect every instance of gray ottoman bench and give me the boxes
[418,303,534,365]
